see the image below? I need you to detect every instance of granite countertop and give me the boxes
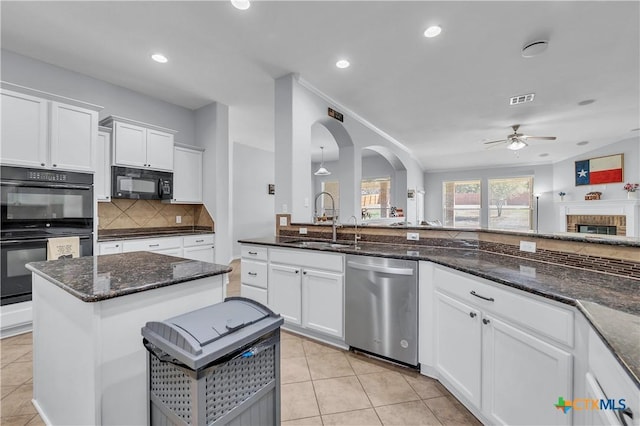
[98,227,214,242]
[26,251,231,302]
[239,235,640,387]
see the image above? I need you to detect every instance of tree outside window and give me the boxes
[488,177,533,231]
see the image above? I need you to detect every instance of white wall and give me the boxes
[275,73,423,224]
[1,50,196,142]
[424,164,555,233]
[232,143,275,258]
[553,136,640,201]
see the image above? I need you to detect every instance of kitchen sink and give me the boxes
[287,239,352,249]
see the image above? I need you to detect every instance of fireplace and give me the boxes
[576,224,617,235]
[566,215,626,236]
[559,199,639,237]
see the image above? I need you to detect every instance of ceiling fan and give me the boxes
[483,125,557,151]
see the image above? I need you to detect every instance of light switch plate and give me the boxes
[407,232,419,241]
[299,227,308,235]
[280,217,288,226]
[176,215,182,224]
[519,241,536,253]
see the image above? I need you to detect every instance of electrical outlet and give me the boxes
[407,232,419,241]
[299,227,308,235]
[176,215,182,224]
[519,241,536,253]
[279,217,288,226]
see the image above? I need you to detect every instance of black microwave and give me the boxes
[111,166,173,200]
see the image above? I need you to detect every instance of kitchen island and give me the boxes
[26,251,231,426]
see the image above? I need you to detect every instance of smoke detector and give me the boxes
[509,93,535,105]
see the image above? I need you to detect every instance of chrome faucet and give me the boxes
[348,215,361,249]
[314,191,338,243]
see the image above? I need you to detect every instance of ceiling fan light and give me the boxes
[507,139,527,151]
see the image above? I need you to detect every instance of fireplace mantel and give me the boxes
[557,199,640,237]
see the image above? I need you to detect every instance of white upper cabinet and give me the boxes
[50,102,97,172]
[1,90,48,168]
[1,86,99,172]
[94,128,112,202]
[171,144,204,203]
[101,116,176,172]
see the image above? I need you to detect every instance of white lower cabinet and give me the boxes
[183,234,215,263]
[430,264,573,426]
[97,241,123,255]
[302,268,343,338]
[481,315,572,426]
[99,234,213,261]
[240,245,268,305]
[434,291,482,407]
[268,263,302,324]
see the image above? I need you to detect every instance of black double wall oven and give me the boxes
[1,166,94,306]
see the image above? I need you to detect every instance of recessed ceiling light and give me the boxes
[522,40,549,58]
[576,141,589,146]
[578,99,595,106]
[151,53,168,63]
[424,26,442,38]
[336,59,350,69]
[231,0,250,10]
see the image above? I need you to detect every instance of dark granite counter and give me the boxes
[26,251,231,302]
[97,227,214,242]
[239,235,640,386]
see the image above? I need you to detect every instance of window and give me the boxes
[361,177,391,219]
[443,180,481,228]
[488,177,533,231]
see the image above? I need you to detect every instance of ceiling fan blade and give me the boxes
[483,139,507,145]
[522,135,557,141]
[485,142,505,150]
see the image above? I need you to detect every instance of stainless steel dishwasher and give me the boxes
[345,254,418,366]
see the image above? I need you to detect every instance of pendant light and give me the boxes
[314,146,331,176]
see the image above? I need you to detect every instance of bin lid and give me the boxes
[141,297,283,370]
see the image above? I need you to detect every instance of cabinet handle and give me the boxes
[248,272,258,276]
[40,163,45,166]
[52,164,57,167]
[248,251,258,255]
[469,312,477,318]
[619,407,633,426]
[149,244,160,248]
[303,271,307,275]
[470,290,495,302]
[115,244,119,247]
[482,318,490,325]
[196,239,204,243]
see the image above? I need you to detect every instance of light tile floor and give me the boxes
[0,259,481,425]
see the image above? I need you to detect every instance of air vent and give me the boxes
[509,93,535,105]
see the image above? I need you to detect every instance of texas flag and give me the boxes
[575,155,623,186]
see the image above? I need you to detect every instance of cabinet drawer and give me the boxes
[122,237,182,253]
[241,284,268,306]
[241,245,268,261]
[183,234,214,247]
[435,266,574,347]
[241,260,268,289]
[270,248,343,273]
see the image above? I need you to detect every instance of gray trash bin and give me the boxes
[141,297,284,426]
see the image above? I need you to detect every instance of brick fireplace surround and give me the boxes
[566,215,626,236]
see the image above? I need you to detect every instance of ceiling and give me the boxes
[2,1,638,171]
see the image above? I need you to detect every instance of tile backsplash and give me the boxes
[98,199,214,230]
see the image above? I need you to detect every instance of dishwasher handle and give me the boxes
[347,261,414,276]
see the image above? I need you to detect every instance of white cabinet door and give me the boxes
[49,102,97,172]
[152,247,183,257]
[302,268,343,338]
[435,291,482,407]
[98,242,122,255]
[113,121,146,167]
[183,245,214,263]
[1,90,48,167]
[172,146,203,203]
[241,284,268,306]
[481,315,572,426]
[268,263,301,325]
[145,129,174,171]
[95,131,111,201]
[584,373,623,426]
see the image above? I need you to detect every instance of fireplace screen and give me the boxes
[577,224,617,235]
